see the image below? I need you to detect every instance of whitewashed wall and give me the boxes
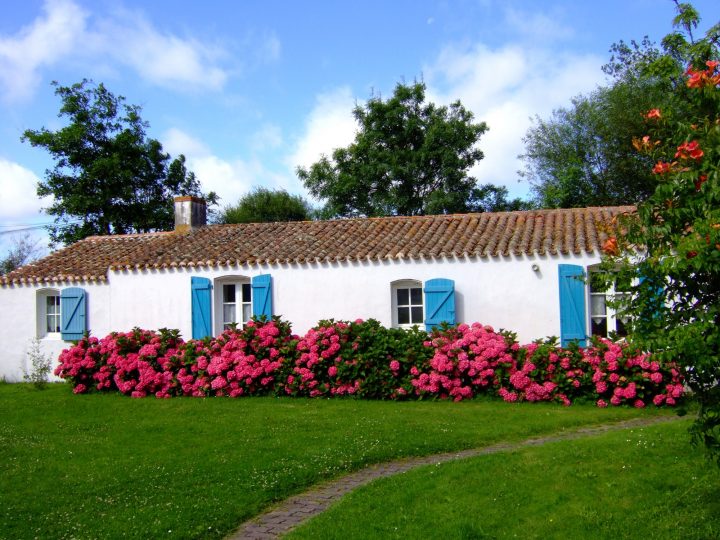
[0,283,111,381]
[109,252,600,340]
[0,251,601,381]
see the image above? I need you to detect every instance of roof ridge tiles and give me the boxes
[1,206,636,286]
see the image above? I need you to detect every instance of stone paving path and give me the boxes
[228,414,683,540]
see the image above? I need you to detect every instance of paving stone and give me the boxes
[226,415,681,540]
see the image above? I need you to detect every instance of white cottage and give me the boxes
[0,197,634,381]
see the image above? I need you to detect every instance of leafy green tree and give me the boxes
[219,188,313,224]
[468,183,536,212]
[22,80,212,245]
[297,81,490,217]
[0,233,44,274]
[520,79,663,208]
[599,2,720,464]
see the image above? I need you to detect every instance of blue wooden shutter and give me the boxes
[638,272,664,319]
[60,287,87,341]
[252,274,273,319]
[558,264,587,347]
[424,278,456,332]
[191,277,212,339]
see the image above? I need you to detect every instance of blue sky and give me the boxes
[1,0,718,255]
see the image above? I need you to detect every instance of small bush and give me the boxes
[22,338,53,390]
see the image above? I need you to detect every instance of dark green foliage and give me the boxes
[219,187,313,224]
[22,80,212,245]
[298,81,491,217]
[468,183,536,212]
[519,3,720,210]
[520,82,660,208]
[597,1,720,465]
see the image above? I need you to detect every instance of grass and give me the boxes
[288,419,720,540]
[0,384,676,539]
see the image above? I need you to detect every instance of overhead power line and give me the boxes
[0,225,52,235]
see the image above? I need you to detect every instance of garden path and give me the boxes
[228,414,684,539]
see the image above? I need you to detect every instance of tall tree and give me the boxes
[22,80,211,245]
[219,188,313,224]
[297,82,490,217]
[520,79,662,208]
[599,2,720,464]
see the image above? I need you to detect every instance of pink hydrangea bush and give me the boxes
[199,318,297,397]
[409,327,684,406]
[283,320,353,397]
[54,328,183,396]
[507,340,589,406]
[107,329,183,398]
[282,319,430,399]
[410,323,517,402]
[582,337,685,408]
[55,335,106,395]
[54,318,684,407]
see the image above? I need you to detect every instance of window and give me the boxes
[194,274,272,339]
[222,282,252,330]
[46,294,61,333]
[589,272,630,338]
[36,289,61,338]
[214,277,252,334]
[392,280,424,328]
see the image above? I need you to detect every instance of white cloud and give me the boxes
[503,7,575,42]
[261,32,282,63]
[0,0,87,102]
[425,43,605,197]
[163,127,213,157]
[287,86,357,172]
[92,10,229,91]
[0,0,235,101]
[0,158,50,220]
[251,124,283,152]
[162,128,293,207]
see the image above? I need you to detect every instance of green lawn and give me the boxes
[0,384,676,539]
[289,419,720,540]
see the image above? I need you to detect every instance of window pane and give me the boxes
[223,284,235,303]
[591,318,607,337]
[590,295,606,316]
[242,283,252,302]
[398,307,410,325]
[46,295,60,333]
[223,304,236,324]
[397,288,409,306]
[615,274,632,292]
[411,306,423,324]
[242,304,252,324]
[47,315,55,333]
[615,318,628,337]
[410,287,422,305]
[589,273,607,293]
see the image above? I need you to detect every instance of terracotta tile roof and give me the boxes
[1,206,634,285]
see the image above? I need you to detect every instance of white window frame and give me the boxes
[391,279,424,329]
[213,276,252,334]
[36,288,61,339]
[588,270,631,339]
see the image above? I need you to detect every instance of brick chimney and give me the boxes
[174,196,207,232]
